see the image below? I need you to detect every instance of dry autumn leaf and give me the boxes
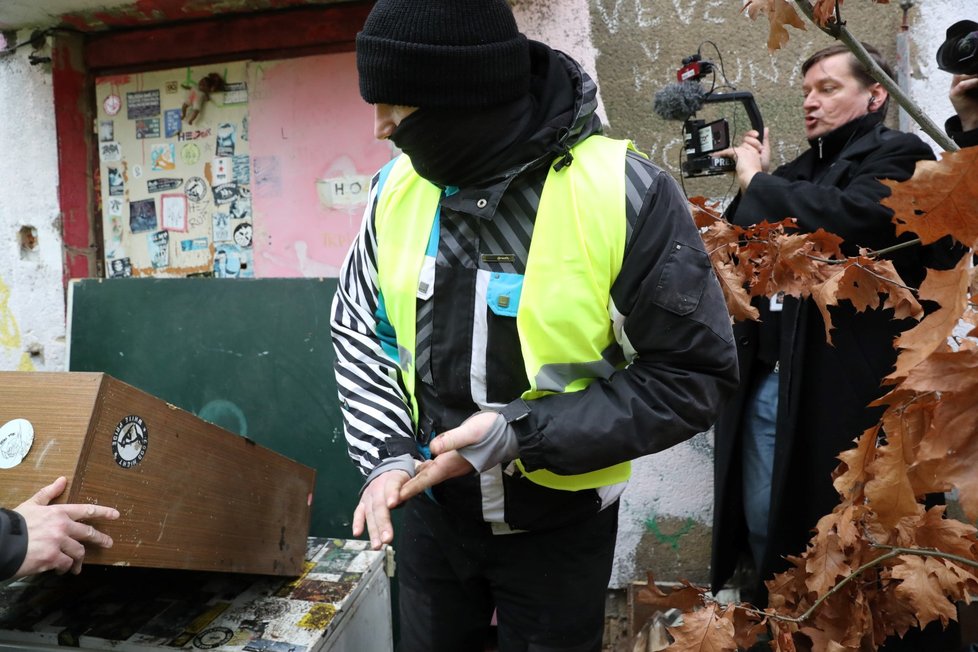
[883,146,978,249]
[665,603,738,652]
[742,0,807,51]
[887,256,972,381]
[889,556,960,627]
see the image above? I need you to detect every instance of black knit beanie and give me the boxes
[356,0,531,108]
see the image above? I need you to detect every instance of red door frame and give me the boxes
[51,2,372,287]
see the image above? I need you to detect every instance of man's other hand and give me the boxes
[398,412,497,503]
[15,476,120,578]
[717,128,770,192]
[950,74,978,132]
[353,469,412,550]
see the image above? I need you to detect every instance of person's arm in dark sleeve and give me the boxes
[731,133,934,251]
[330,169,419,489]
[0,508,27,581]
[945,115,978,148]
[511,154,739,475]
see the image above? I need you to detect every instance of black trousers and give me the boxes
[396,494,619,652]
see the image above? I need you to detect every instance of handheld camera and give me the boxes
[654,50,765,178]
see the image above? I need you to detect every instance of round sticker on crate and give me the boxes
[0,418,34,469]
[111,415,148,468]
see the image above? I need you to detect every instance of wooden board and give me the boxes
[66,277,365,540]
[0,371,315,576]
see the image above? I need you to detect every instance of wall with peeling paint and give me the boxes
[0,35,65,372]
[0,0,975,593]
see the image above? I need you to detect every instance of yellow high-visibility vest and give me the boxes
[374,135,635,491]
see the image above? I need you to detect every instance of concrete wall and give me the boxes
[0,0,974,590]
[0,33,65,372]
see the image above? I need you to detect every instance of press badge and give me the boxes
[769,292,785,312]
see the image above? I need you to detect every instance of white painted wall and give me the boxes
[907,0,978,153]
[0,31,65,373]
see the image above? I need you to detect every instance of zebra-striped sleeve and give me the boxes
[330,175,415,478]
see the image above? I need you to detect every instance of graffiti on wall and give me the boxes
[0,278,35,371]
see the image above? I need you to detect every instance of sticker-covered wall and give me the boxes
[0,34,66,371]
[94,53,391,278]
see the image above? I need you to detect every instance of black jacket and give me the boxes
[945,115,978,148]
[331,44,738,531]
[710,113,955,597]
[0,507,26,580]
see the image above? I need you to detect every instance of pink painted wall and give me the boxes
[249,52,393,277]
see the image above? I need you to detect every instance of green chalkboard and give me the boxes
[67,277,364,539]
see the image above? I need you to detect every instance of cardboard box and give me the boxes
[0,372,316,576]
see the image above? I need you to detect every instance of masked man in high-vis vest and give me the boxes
[329,1,739,649]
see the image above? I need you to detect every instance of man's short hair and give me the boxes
[802,43,892,118]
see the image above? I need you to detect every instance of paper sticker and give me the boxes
[106,197,124,217]
[103,94,122,116]
[223,81,248,105]
[178,128,211,141]
[317,175,371,208]
[147,178,182,193]
[180,237,208,252]
[99,120,114,142]
[233,222,253,248]
[229,196,251,221]
[150,143,176,171]
[149,230,170,268]
[185,176,208,203]
[215,122,236,157]
[107,167,125,196]
[213,157,231,185]
[133,165,144,179]
[0,419,34,469]
[126,90,160,119]
[213,243,253,278]
[161,193,188,231]
[232,155,250,185]
[108,257,132,278]
[164,109,182,138]
[129,198,157,233]
[99,141,122,163]
[213,212,231,242]
[135,118,160,139]
[112,415,148,468]
[212,182,238,205]
[165,80,179,94]
[181,142,201,166]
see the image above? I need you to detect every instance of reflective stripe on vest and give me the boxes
[374,135,634,491]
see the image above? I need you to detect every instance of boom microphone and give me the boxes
[653,81,708,121]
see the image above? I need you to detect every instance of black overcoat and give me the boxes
[709,113,951,597]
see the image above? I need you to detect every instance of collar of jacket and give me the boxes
[808,111,884,161]
[439,43,603,220]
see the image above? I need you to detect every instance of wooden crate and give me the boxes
[0,372,316,576]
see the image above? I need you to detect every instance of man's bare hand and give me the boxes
[399,411,497,502]
[950,74,978,132]
[717,128,770,192]
[14,476,120,578]
[353,469,412,550]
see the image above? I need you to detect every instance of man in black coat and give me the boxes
[710,43,962,649]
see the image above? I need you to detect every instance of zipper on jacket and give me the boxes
[818,137,824,159]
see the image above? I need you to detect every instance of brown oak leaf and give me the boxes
[890,555,960,627]
[636,572,706,612]
[665,603,738,652]
[743,0,807,51]
[883,146,978,249]
[864,430,922,529]
[888,256,973,381]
